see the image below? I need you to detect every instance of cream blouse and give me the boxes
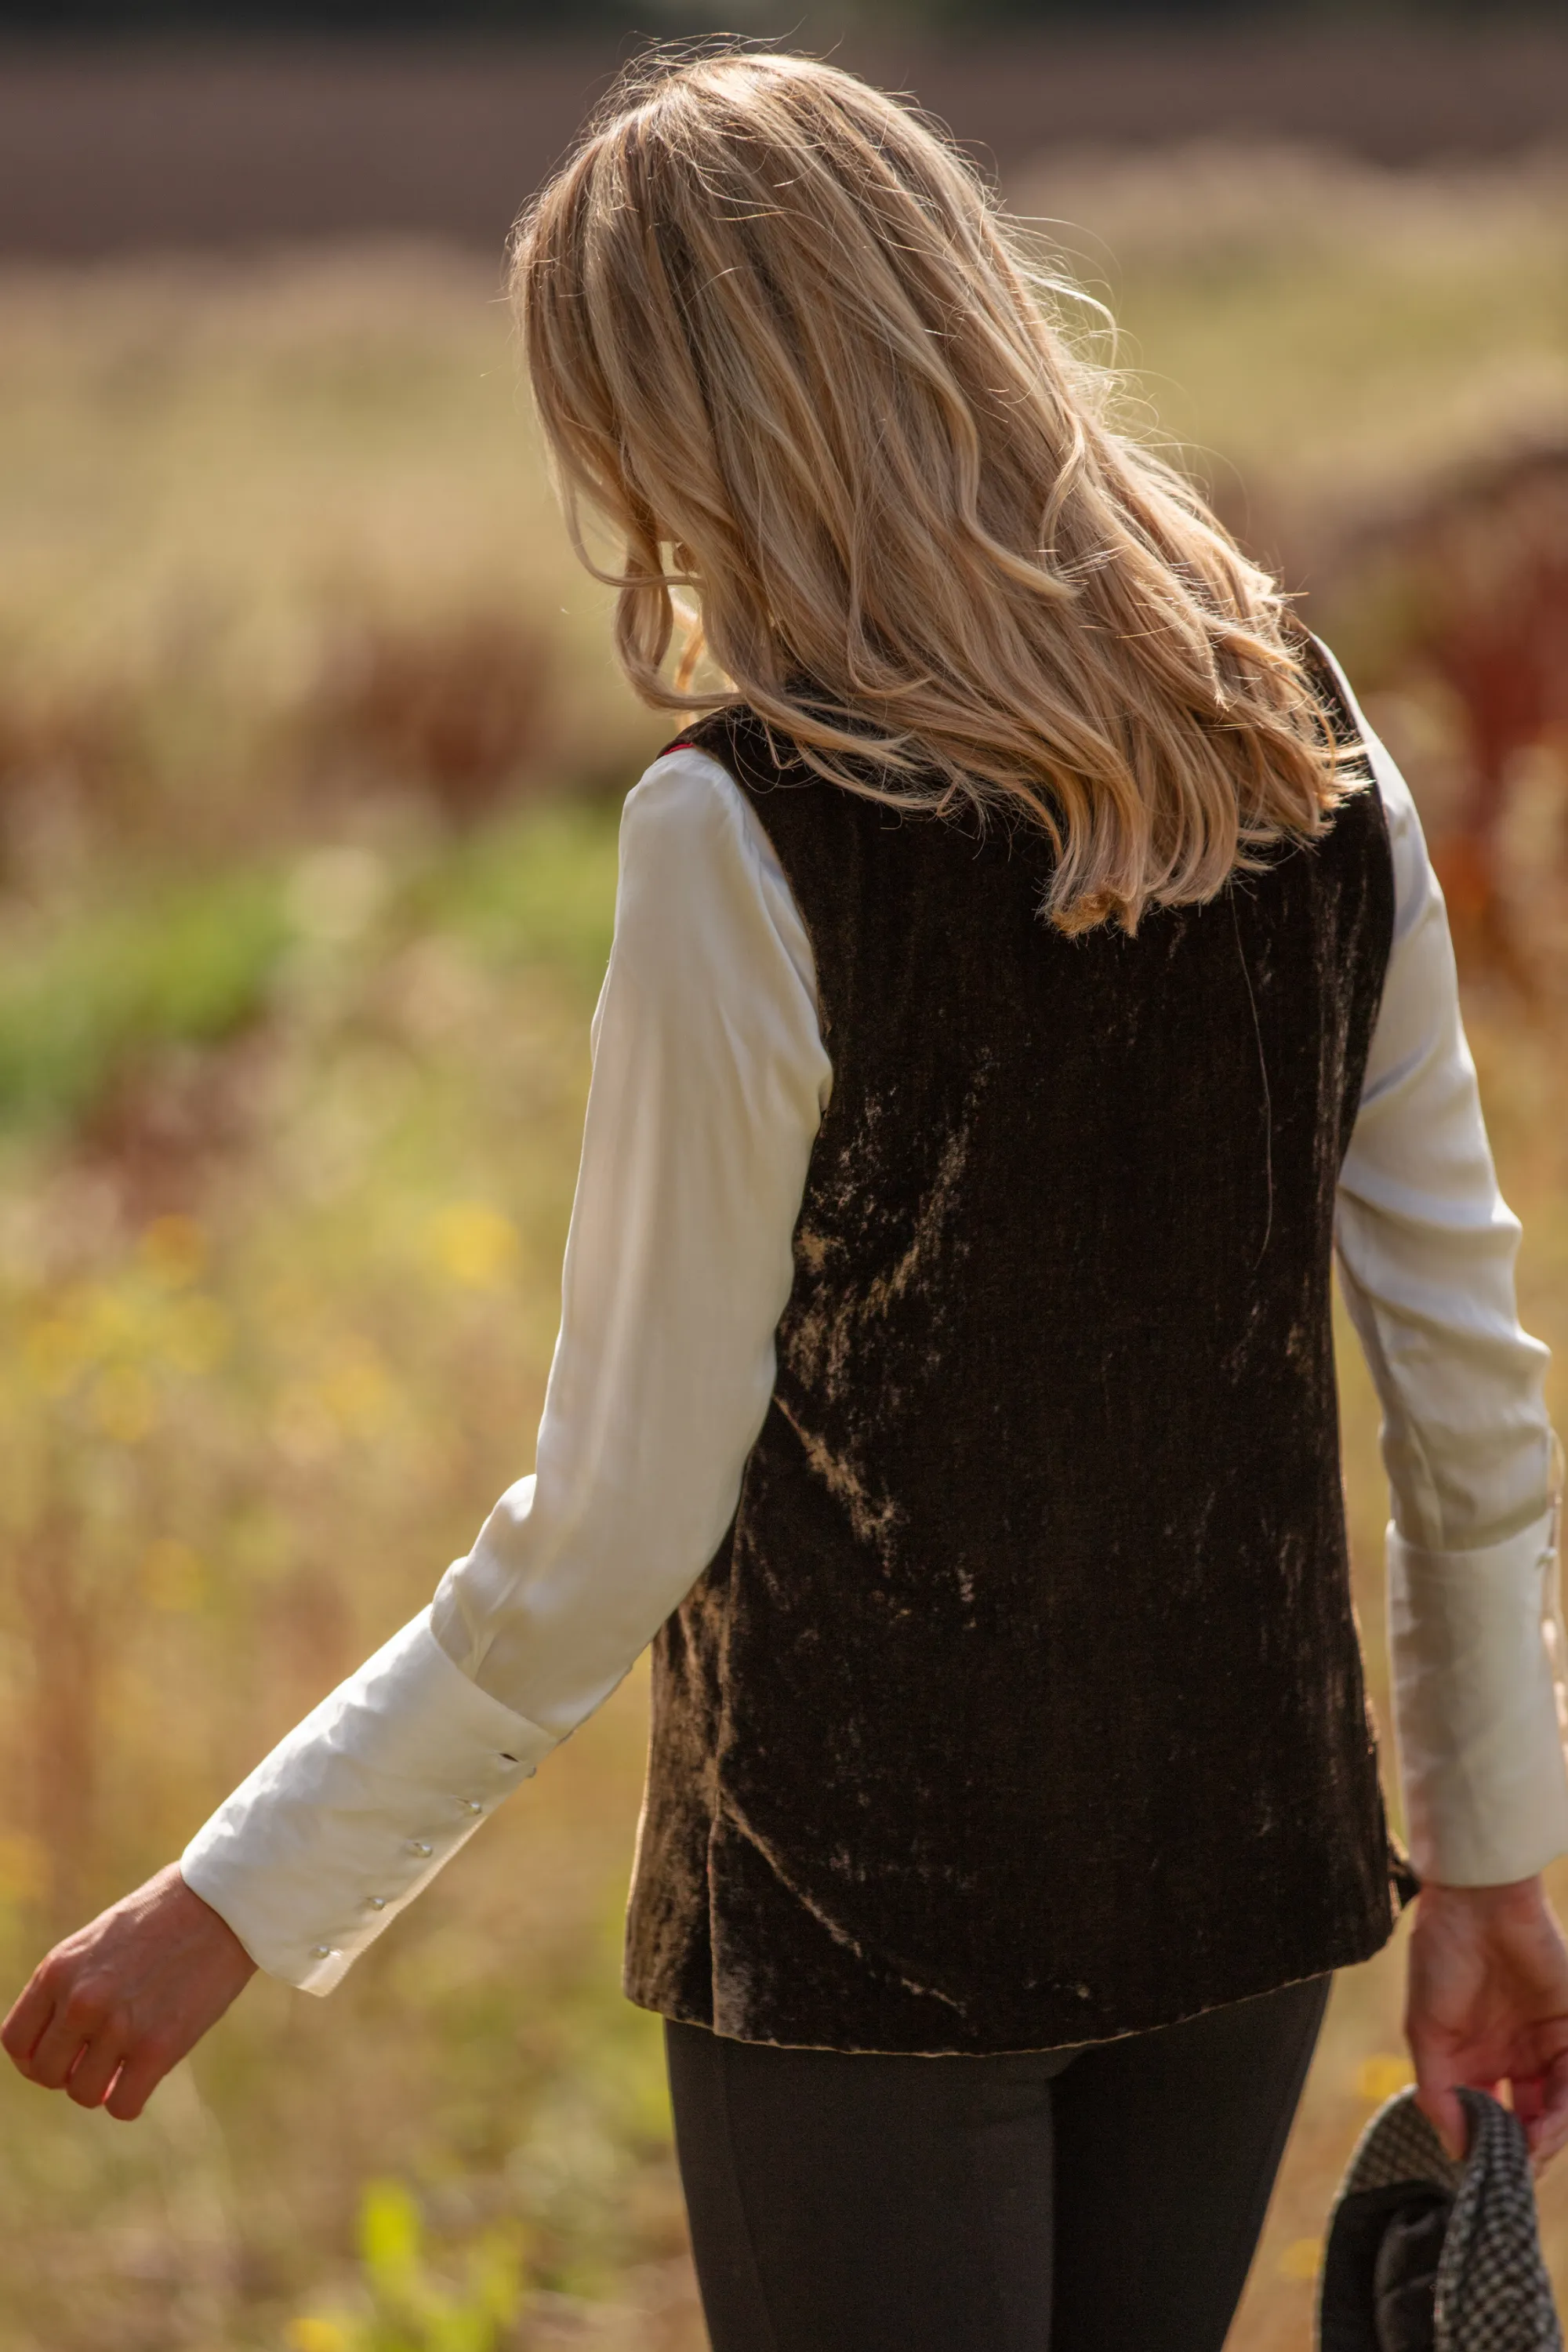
[182,648,1566,1996]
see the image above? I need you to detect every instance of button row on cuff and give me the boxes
[298,1757,533,1970]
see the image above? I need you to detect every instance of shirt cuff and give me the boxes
[180,1609,557,1994]
[1388,1503,1568,1886]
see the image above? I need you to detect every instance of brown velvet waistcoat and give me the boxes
[623,655,1404,2054]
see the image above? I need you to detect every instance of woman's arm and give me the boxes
[1325,644,1568,2159]
[1330,673,1566,1888]
[2,748,829,2107]
[176,746,828,1994]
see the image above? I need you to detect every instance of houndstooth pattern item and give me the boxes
[1341,2093,1462,2199]
[1322,2085,1561,2351]
[1439,2089,1562,2351]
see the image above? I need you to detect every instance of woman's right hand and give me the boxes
[1,1863,255,2121]
[1406,1875,1568,2169]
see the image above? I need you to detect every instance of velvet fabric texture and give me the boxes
[624,654,1403,2054]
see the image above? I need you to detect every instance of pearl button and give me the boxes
[461,1798,483,1814]
[366,1896,387,1911]
[310,1945,332,1958]
[408,1839,433,1857]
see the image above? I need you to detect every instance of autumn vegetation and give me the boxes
[0,135,1565,2350]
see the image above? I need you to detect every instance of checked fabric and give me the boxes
[1319,2084,1561,2352]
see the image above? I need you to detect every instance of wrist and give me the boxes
[172,1866,256,1969]
[1421,1874,1546,1921]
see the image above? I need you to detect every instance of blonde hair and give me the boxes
[513,49,1358,933]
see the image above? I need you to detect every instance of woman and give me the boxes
[6,52,1567,2352]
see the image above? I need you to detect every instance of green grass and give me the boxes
[411,807,620,988]
[0,805,619,1149]
[0,869,291,1135]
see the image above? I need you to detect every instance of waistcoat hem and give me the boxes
[622,1900,1402,2058]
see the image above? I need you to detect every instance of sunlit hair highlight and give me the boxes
[512,49,1360,933]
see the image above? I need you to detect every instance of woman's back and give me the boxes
[631,656,1399,2053]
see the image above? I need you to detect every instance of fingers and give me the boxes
[2,1960,177,2119]
[23,1984,114,2092]
[4,1949,134,2103]
[103,2044,172,2123]
[1414,2078,1469,2162]
[1406,2002,1472,2162]
[1523,2049,1568,2173]
[1420,2089,1467,2154]
[2,1874,256,2126]
[63,2031,130,2111]
[3,1958,176,2119]
[0,1964,59,2071]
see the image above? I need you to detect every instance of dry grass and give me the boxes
[0,242,663,887]
[0,140,1565,2349]
[1016,140,1568,557]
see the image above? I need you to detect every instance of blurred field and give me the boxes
[1,137,1566,2350]
[7,28,1568,259]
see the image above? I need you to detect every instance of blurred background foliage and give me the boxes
[1,12,1567,2350]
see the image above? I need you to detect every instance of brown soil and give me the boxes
[3,24,1568,259]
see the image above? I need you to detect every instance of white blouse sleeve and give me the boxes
[1323,645,1568,1887]
[181,694,1568,1984]
[180,750,829,1991]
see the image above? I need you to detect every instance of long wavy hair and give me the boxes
[512,49,1359,933]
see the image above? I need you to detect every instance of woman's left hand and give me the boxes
[1406,1875,1568,2171]
[1,1864,256,2121]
